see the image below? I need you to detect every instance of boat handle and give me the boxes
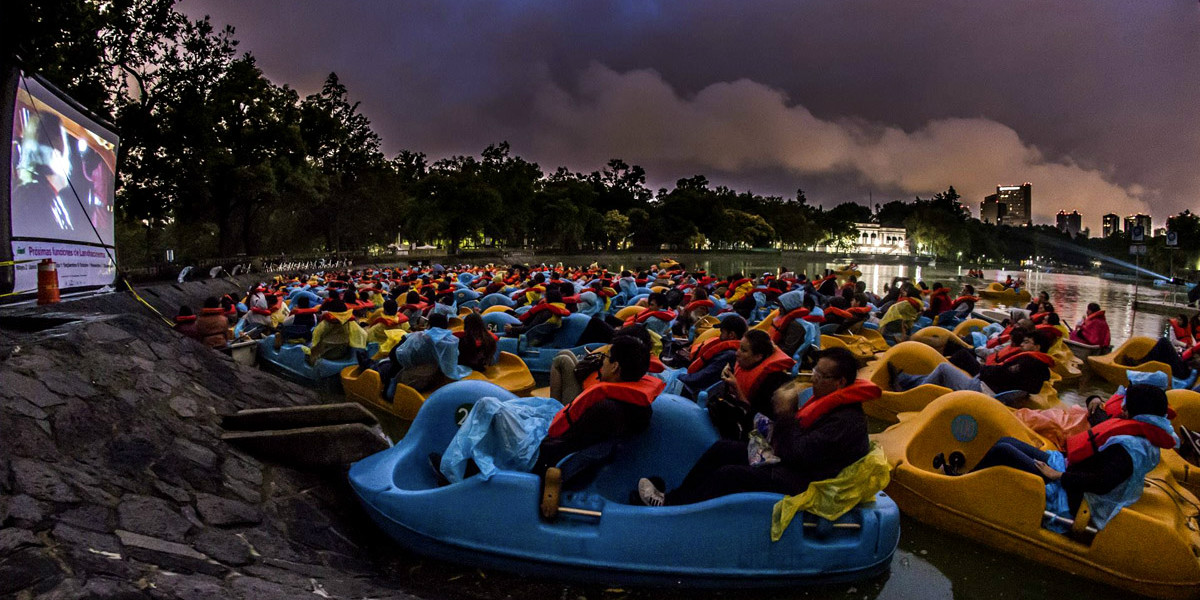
[803,522,860,529]
[1043,511,1098,534]
[557,507,602,518]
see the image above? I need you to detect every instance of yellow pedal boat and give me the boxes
[860,341,1060,423]
[341,351,536,421]
[873,391,1200,600]
[1087,336,1176,386]
[978,282,1032,306]
[821,333,878,364]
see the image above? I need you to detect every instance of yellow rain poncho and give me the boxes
[877,299,919,332]
[304,310,368,354]
[770,442,891,541]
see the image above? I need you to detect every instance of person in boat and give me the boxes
[637,347,877,507]
[1117,336,1195,380]
[965,384,1177,531]
[678,315,747,400]
[173,306,200,341]
[924,283,952,319]
[674,286,714,337]
[430,290,457,319]
[893,330,1055,403]
[1168,313,1195,355]
[363,298,408,346]
[878,295,922,346]
[536,335,663,473]
[307,298,368,365]
[707,330,797,440]
[237,290,275,337]
[1069,303,1111,348]
[456,312,498,373]
[374,313,471,391]
[770,289,812,357]
[194,296,234,347]
[399,291,429,329]
[504,287,569,346]
[274,295,321,348]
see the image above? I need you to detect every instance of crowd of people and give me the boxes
[166,260,1197,532]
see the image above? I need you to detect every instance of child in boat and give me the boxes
[678,315,747,400]
[893,330,1054,403]
[638,347,877,506]
[537,335,663,473]
[966,384,1177,530]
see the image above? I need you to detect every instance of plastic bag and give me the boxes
[748,413,780,466]
[1013,406,1089,450]
[770,442,891,541]
[439,395,564,483]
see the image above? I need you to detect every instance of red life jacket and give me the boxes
[624,309,677,326]
[174,315,197,324]
[684,299,715,314]
[795,380,882,428]
[984,344,1022,366]
[687,338,741,373]
[291,307,321,316]
[733,348,796,402]
[546,375,665,438]
[770,308,810,342]
[1066,418,1177,464]
[649,356,665,373]
[950,295,979,308]
[369,313,408,327]
[1171,318,1193,346]
[848,306,872,317]
[928,288,951,313]
[1034,324,1062,340]
[1103,394,1177,420]
[724,278,752,298]
[824,306,853,320]
[1030,312,1050,325]
[400,302,429,314]
[510,285,545,301]
[986,325,1015,349]
[519,301,571,322]
[996,350,1055,367]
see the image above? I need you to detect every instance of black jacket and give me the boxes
[765,403,870,494]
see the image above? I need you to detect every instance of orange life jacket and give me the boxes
[795,380,881,428]
[733,348,796,402]
[519,301,571,322]
[770,308,810,342]
[624,309,677,326]
[950,295,979,308]
[1103,394,1177,421]
[1066,418,1176,464]
[684,299,715,314]
[546,375,665,438]
[1171,318,1193,346]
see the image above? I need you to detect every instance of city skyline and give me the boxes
[180,1,1200,230]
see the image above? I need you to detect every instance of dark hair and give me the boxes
[294,295,311,309]
[383,299,398,315]
[203,296,219,309]
[647,291,667,307]
[177,305,194,317]
[342,288,357,305]
[1124,383,1168,418]
[428,313,450,329]
[1046,313,1061,326]
[692,287,709,301]
[719,314,748,338]
[1029,330,1052,352]
[326,299,348,313]
[817,346,858,383]
[406,291,422,305]
[1009,328,1027,345]
[743,329,775,359]
[609,335,650,382]
[613,323,652,349]
[545,287,563,304]
[1087,302,1101,314]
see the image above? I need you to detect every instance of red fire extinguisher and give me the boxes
[37,259,60,305]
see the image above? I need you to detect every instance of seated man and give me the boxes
[196,296,234,348]
[1118,335,1194,380]
[306,298,368,365]
[967,384,1177,530]
[537,336,664,473]
[770,290,813,357]
[637,347,879,506]
[894,330,1054,402]
[678,315,746,399]
[363,298,409,346]
[376,313,471,390]
[274,295,321,349]
[505,287,569,346]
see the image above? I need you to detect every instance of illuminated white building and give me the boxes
[818,223,909,255]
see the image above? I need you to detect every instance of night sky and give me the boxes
[180,0,1200,231]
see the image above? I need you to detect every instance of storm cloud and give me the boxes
[181,0,1200,230]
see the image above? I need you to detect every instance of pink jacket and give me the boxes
[1070,310,1110,348]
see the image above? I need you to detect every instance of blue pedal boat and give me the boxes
[348,380,900,588]
[496,313,605,374]
[257,335,375,385]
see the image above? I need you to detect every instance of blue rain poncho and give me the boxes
[439,395,564,482]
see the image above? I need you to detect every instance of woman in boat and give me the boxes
[456,312,497,373]
[638,347,877,506]
[196,296,233,348]
[537,335,663,472]
[893,330,1054,403]
[965,384,1177,530]
[770,289,812,356]
[678,315,747,400]
[173,306,200,341]
[708,330,796,440]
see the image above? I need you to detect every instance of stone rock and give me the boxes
[55,504,113,533]
[0,547,63,595]
[170,396,199,418]
[5,397,48,420]
[229,576,301,600]
[173,438,218,469]
[154,479,192,504]
[0,528,40,553]
[195,493,261,527]
[108,435,161,474]
[117,495,193,542]
[51,523,121,553]
[85,321,134,343]
[39,371,99,399]
[116,530,227,577]
[0,371,65,408]
[52,398,108,452]
[2,494,47,527]
[10,458,78,502]
[192,529,253,566]
[147,572,228,600]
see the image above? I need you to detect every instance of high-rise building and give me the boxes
[1056,210,1081,238]
[981,183,1032,226]
[1124,214,1152,237]
[1102,213,1120,237]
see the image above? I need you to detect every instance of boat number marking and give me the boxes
[951,414,978,443]
[455,404,472,427]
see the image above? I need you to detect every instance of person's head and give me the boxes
[1038,291,1049,303]
[545,287,563,304]
[852,293,869,308]
[326,298,348,313]
[811,347,858,400]
[203,296,219,310]
[736,330,775,369]
[602,335,651,382]
[428,313,449,330]
[177,305,194,318]
[1087,302,1101,315]
[1025,330,1051,353]
[692,286,709,301]
[718,315,748,340]
[931,282,943,291]
[294,296,311,310]
[1046,313,1061,326]
[962,284,975,296]
[1041,303,1054,315]
[406,291,421,305]
[359,290,372,303]
[828,295,849,309]
[438,293,454,305]
[1122,384,1169,419]
[342,288,357,304]
[463,312,486,337]
[647,291,667,309]
[383,298,397,315]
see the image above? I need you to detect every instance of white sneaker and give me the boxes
[638,477,665,507]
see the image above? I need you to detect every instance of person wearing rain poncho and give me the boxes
[305,298,368,365]
[235,290,275,338]
[375,313,472,391]
[877,295,922,346]
[965,383,1178,532]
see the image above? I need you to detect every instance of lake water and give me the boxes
[360,256,1181,600]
